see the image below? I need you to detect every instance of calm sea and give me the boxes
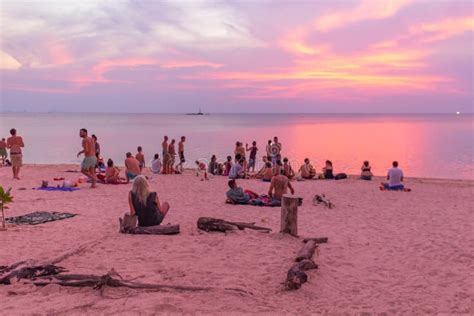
[0,113,472,180]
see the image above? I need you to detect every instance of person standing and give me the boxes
[6,129,24,179]
[271,136,282,164]
[246,141,258,172]
[136,146,145,171]
[161,136,169,174]
[77,128,97,188]
[167,139,177,174]
[177,136,186,172]
[91,134,100,159]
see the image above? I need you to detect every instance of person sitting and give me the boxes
[262,162,274,182]
[360,161,373,180]
[282,157,295,179]
[381,161,410,191]
[226,179,258,204]
[151,154,162,174]
[208,155,219,175]
[125,152,141,180]
[105,159,129,184]
[299,158,316,179]
[229,159,246,179]
[322,160,334,179]
[223,156,232,176]
[128,175,170,227]
[268,172,295,204]
[273,159,283,176]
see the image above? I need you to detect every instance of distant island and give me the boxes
[186,108,209,115]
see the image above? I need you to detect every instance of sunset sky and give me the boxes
[1,0,473,113]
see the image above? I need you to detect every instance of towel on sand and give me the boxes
[6,211,77,225]
[35,186,79,192]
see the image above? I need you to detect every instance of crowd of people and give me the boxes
[1,128,411,227]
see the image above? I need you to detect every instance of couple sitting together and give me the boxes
[226,172,295,206]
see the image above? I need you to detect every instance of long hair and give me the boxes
[131,175,150,206]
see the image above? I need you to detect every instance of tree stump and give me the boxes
[280,194,299,237]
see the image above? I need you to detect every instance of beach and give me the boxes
[0,164,472,314]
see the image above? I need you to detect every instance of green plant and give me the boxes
[0,186,13,229]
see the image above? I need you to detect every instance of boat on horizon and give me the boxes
[186,108,208,115]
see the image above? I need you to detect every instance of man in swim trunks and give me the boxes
[177,136,186,172]
[7,129,24,179]
[77,128,97,188]
[125,152,141,180]
[136,146,145,170]
[246,141,258,172]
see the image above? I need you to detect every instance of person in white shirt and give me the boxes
[381,161,411,191]
[151,154,162,174]
[229,159,246,179]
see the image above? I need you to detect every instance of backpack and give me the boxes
[334,173,347,180]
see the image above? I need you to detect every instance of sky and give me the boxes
[0,0,473,113]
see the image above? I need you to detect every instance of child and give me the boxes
[136,146,145,171]
[195,160,208,180]
[151,154,162,174]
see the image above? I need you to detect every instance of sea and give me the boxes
[0,113,472,180]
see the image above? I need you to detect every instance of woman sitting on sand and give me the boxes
[128,175,170,227]
[105,159,129,184]
[360,161,373,180]
[322,160,334,179]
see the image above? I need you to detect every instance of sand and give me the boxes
[0,164,472,314]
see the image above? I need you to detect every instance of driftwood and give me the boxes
[197,217,271,233]
[296,240,319,262]
[119,214,180,235]
[303,237,328,244]
[286,259,318,290]
[280,195,299,237]
[0,262,252,295]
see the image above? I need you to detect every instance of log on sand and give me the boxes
[286,259,318,290]
[119,214,180,235]
[197,217,271,233]
[296,240,319,262]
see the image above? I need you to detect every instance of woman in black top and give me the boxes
[360,161,373,180]
[128,175,170,227]
[323,160,334,179]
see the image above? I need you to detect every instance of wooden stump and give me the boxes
[280,194,299,237]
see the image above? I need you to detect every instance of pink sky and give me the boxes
[0,0,472,113]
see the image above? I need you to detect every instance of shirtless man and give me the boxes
[168,139,177,173]
[136,146,145,170]
[125,152,141,180]
[299,158,316,179]
[6,129,24,179]
[162,136,169,174]
[77,128,97,188]
[177,136,186,172]
[268,173,294,202]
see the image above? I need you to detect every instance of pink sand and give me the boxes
[0,164,473,314]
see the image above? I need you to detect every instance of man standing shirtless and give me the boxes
[268,173,294,202]
[7,128,24,179]
[77,128,97,188]
[176,136,186,172]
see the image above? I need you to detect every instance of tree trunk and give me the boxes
[280,194,299,237]
[296,240,318,262]
[303,237,328,244]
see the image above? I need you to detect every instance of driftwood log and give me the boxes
[286,259,318,290]
[119,214,180,235]
[280,194,299,236]
[285,237,328,290]
[197,217,271,233]
[312,194,335,209]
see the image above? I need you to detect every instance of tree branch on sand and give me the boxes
[197,217,271,233]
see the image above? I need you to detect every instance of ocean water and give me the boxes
[0,113,472,180]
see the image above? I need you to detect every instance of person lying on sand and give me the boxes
[299,158,316,179]
[226,179,258,204]
[380,161,411,191]
[125,152,141,180]
[105,159,128,184]
[269,173,295,202]
[283,157,295,179]
[128,175,170,227]
[360,160,373,180]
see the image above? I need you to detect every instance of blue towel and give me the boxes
[36,186,79,192]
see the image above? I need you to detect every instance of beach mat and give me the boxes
[6,211,77,225]
[35,186,79,192]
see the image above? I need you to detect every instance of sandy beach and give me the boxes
[0,164,472,314]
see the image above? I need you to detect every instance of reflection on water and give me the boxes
[0,113,472,179]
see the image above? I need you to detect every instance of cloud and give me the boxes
[409,16,474,42]
[314,0,412,32]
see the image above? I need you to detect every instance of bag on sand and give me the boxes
[334,173,347,180]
